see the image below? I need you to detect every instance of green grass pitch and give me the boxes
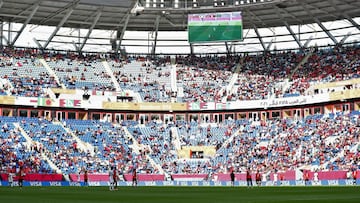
[1,186,360,203]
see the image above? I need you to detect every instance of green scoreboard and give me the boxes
[188,11,243,43]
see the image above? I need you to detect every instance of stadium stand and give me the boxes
[1,109,359,181]
[0,44,359,185]
[0,0,360,192]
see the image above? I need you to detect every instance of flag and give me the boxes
[187,102,200,110]
[200,102,208,110]
[215,102,229,110]
[73,100,81,107]
[117,91,130,97]
[37,98,52,106]
[59,99,81,108]
[60,99,70,107]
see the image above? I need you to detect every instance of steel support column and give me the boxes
[115,14,131,53]
[43,7,75,49]
[79,9,102,52]
[284,22,302,48]
[11,4,40,46]
[0,21,3,47]
[253,25,266,51]
[190,43,194,55]
[344,14,360,31]
[151,15,160,56]
[303,36,313,48]
[339,32,351,45]
[33,37,43,49]
[315,18,338,45]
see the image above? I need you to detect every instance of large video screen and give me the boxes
[188,11,243,43]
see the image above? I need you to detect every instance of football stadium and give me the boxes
[0,0,360,202]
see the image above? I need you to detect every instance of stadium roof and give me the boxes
[0,0,359,54]
[0,0,359,31]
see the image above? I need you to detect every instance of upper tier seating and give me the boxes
[1,46,359,102]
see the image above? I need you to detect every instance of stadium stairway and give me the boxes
[234,59,243,74]
[101,60,121,91]
[0,78,14,95]
[176,86,184,99]
[57,121,95,156]
[170,127,181,150]
[170,64,177,99]
[121,125,142,153]
[122,125,168,176]
[134,92,143,103]
[222,72,238,103]
[320,137,359,171]
[224,61,242,101]
[12,123,33,147]
[276,78,290,99]
[13,122,64,177]
[289,47,315,79]
[39,58,66,89]
[217,128,242,153]
[276,48,314,97]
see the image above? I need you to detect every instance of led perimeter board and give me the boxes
[188,11,243,43]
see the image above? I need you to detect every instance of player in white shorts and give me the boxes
[109,167,115,191]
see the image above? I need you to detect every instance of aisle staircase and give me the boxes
[289,48,315,79]
[171,127,181,150]
[102,60,121,91]
[13,123,65,178]
[122,125,167,176]
[39,58,65,89]
[56,121,95,156]
[222,61,242,102]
